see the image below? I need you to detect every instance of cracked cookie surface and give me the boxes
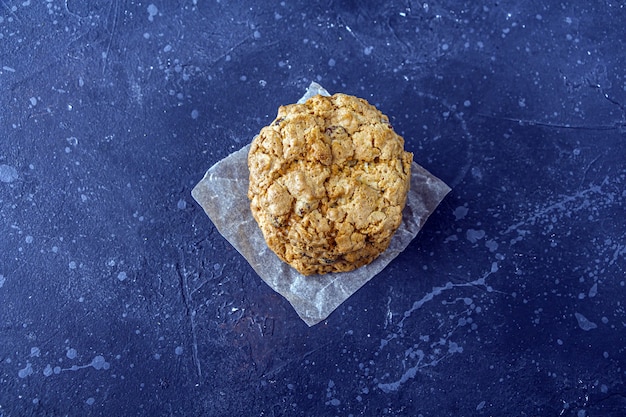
[248,93,413,275]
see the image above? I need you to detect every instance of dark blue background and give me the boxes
[1,1,625,416]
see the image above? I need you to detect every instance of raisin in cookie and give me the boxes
[248,93,413,275]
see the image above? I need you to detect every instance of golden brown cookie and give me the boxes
[248,93,413,275]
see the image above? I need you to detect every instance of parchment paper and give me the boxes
[192,83,451,326]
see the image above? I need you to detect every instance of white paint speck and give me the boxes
[91,355,110,370]
[448,341,463,353]
[574,312,597,331]
[69,261,77,270]
[463,100,471,107]
[147,4,158,22]
[328,58,336,67]
[453,206,469,221]
[86,397,95,406]
[29,97,37,106]
[117,271,127,282]
[175,346,183,355]
[18,362,33,378]
[0,164,18,183]
[364,46,374,55]
[466,229,486,243]
[66,348,78,359]
[485,239,499,252]
[25,235,33,244]
[177,199,187,210]
[191,109,199,120]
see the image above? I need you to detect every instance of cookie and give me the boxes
[248,93,413,275]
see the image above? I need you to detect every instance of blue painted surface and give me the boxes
[0,1,625,416]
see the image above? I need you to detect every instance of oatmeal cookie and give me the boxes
[248,93,413,275]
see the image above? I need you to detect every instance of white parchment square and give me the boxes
[192,83,451,326]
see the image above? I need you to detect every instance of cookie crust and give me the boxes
[248,93,412,275]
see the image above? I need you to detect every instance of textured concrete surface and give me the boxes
[1,1,625,416]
